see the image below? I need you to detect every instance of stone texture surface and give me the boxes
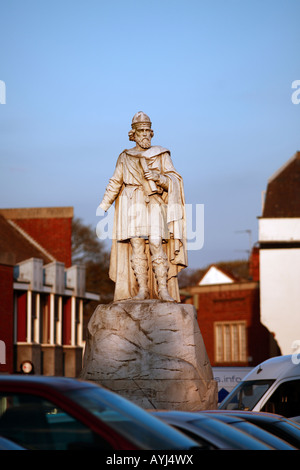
[80,300,218,411]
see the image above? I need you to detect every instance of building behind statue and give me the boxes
[0,207,99,376]
[182,151,300,367]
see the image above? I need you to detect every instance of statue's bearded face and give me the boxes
[134,127,152,149]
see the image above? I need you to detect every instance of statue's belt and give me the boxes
[124,183,164,204]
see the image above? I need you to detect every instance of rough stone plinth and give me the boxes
[80,300,217,411]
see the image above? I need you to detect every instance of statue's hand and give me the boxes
[144,170,160,182]
[99,201,109,212]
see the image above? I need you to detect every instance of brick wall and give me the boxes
[0,207,73,267]
[0,264,14,373]
[12,217,72,267]
[249,246,260,282]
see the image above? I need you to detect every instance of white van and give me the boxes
[212,367,252,403]
[219,355,300,418]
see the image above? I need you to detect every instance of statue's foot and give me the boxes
[133,288,150,300]
[158,288,175,302]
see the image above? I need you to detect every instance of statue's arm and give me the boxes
[99,156,124,211]
[144,152,177,191]
[158,152,182,190]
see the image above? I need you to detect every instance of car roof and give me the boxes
[152,410,273,449]
[153,410,209,421]
[199,410,300,428]
[242,355,300,381]
[153,409,284,429]
[201,410,284,420]
[0,374,98,392]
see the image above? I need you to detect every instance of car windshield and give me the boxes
[219,380,275,410]
[67,387,198,450]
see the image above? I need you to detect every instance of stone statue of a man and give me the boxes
[99,112,187,302]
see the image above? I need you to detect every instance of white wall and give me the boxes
[260,248,300,355]
[259,218,300,242]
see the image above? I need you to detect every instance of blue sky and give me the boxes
[1,0,299,268]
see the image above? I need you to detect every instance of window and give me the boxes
[219,380,275,410]
[262,379,300,417]
[0,393,111,450]
[215,321,247,363]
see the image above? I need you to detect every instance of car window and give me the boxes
[0,393,112,450]
[261,380,300,417]
[67,387,198,450]
[219,380,274,410]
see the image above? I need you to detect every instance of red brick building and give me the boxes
[183,251,279,368]
[0,207,99,376]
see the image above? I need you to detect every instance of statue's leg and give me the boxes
[149,236,175,302]
[130,237,150,300]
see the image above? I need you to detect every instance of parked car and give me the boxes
[195,411,295,450]
[0,375,199,450]
[291,416,300,424]
[152,411,274,450]
[202,410,300,449]
[219,355,300,417]
[0,436,25,450]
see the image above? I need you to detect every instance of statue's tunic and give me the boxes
[100,146,187,301]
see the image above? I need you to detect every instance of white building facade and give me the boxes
[259,152,300,355]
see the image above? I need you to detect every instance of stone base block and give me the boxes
[80,300,217,411]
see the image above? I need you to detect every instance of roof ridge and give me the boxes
[0,206,73,220]
[7,219,56,263]
[198,264,236,285]
[268,151,300,184]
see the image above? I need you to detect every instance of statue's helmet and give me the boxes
[131,111,152,129]
[129,111,153,141]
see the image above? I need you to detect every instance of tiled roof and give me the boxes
[0,215,53,265]
[262,151,300,218]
